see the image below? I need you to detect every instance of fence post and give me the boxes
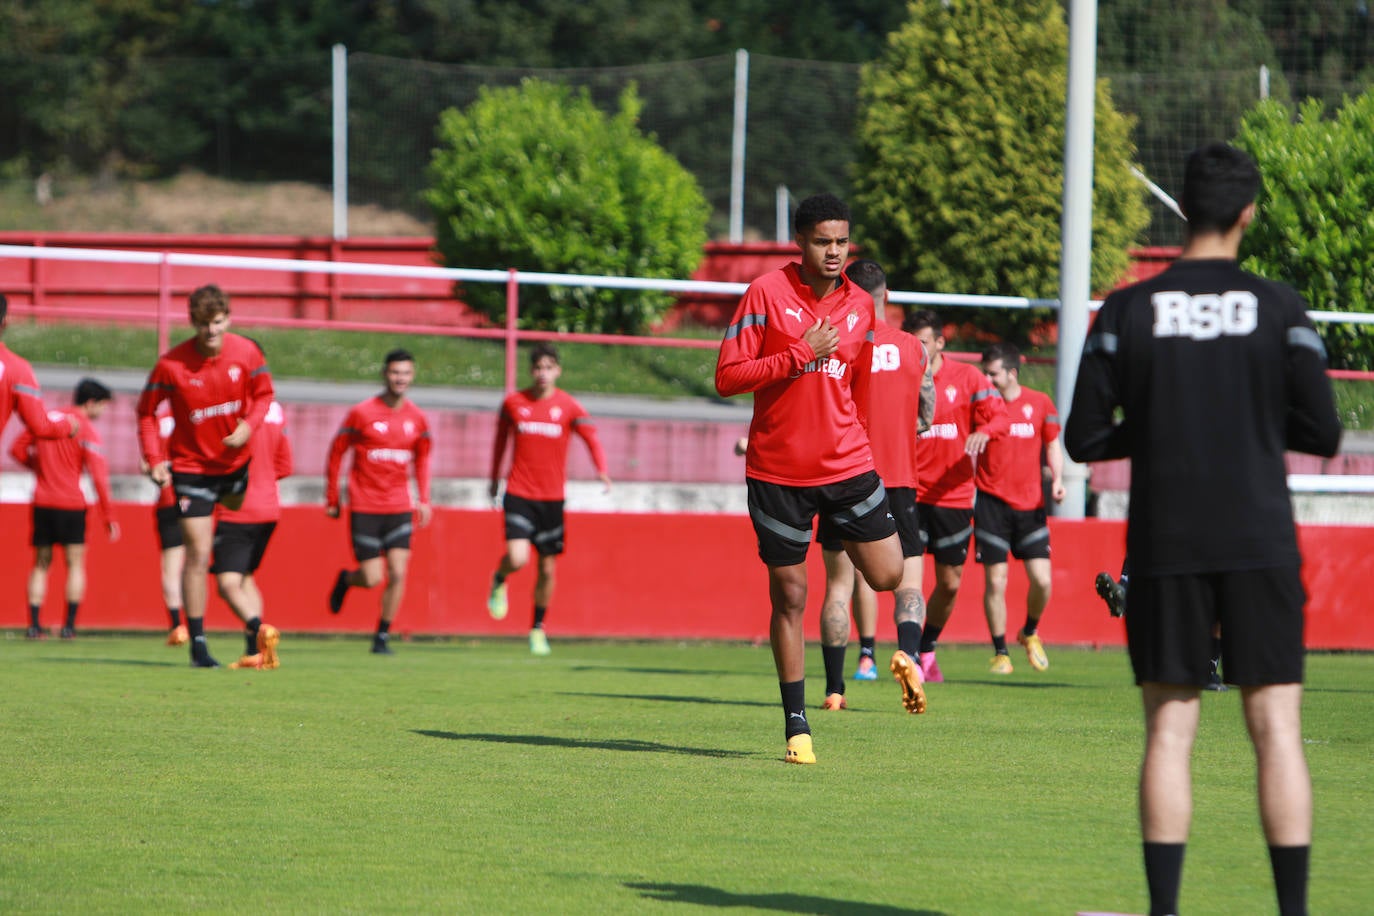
[157,254,172,356]
[505,268,519,394]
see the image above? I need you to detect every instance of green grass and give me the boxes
[2,637,1371,914]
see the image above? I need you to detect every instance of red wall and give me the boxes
[6,503,1373,650]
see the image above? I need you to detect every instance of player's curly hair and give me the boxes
[188,285,230,325]
[793,193,850,236]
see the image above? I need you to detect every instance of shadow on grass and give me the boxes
[413,730,750,758]
[560,691,776,709]
[38,657,182,668]
[625,882,946,915]
[569,665,756,677]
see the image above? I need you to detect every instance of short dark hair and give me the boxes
[1181,142,1261,234]
[383,348,415,367]
[530,342,560,366]
[74,378,112,405]
[902,308,941,336]
[793,193,850,235]
[984,342,1021,373]
[188,285,230,324]
[845,259,886,294]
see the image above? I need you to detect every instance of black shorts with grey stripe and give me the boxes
[973,490,1050,564]
[349,511,413,561]
[747,470,895,567]
[502,493,565,557]
[171,461,251,518]
[916,503,974,567]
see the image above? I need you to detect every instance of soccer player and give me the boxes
[486,342,611,656]
[973,342,1064,674]
[326,348,433,655]
[10,378,119,639]
[816,259,934,710]
[215,397,292,669]
[136,284,278,669]
[144,407,189,646]
[715,193,911,766]
[0,292,79,441]
[903,309,1009,682]
[1065,143,1341,916]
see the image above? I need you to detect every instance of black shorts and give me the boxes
[973,491,1050,564]
[748,471,896,568]
[210,521,277,575]
[1127,566,1307,688]
[917,503,974,566]
[172,462,251,519]
[818,485,921,558]
[350,511,413,561]
[155,504,184,550]
[32,506,86,547]
[503,494,565,557]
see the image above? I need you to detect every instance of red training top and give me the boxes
[0,343,72,440]
[9,406,114,523]
[975,386,1061,511]
[917,357,1009,508]
[136,332,274,475]
[715,263,876,486]
[490,388,607,502]
[325,396,432,514]
[866,323,929,490]
[218,400,293,524]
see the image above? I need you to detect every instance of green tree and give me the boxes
[425,79,709,334]
[1236,92,1374,370]
[852,0,1150,342]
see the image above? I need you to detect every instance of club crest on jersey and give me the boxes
[372,421,388,434]
[945,385,957,403]
[846,311,859,332]
[228,366,242,382]
[517,406,531,418]
[550,406,562,421]
[403,420,415,436]
[1022,404,1033,419]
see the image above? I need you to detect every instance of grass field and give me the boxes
[3,636,1370,914]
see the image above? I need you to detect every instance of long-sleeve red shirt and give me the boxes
[1,343,72,440]
[9,407,114,523]
[490,388,607,502]
[325,396,432,514]
[975,386,1060,511]
[917,357,1009,508]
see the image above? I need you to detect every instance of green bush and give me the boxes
[1236,92,1374,370]
[425,78,709,334]
[851,0,1149,342]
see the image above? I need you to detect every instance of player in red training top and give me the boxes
[10,378,119,639]
[715,194,909,766]
[326,348,432,655]
[486,342,611,656]
[0,292,79,441]
[973,342,1064,675]
[136,284,277,669]
[214,397,292,670]
[144,408,189,646]
[814,260,935,711]
[902,309,1009,684]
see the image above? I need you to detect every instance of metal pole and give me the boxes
[729,49,749,244]
[505,269,520,394]
[776,185,790,243]
[1054,0,1099,520]
[332,44,348,241]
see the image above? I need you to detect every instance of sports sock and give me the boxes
[1143,842,1185,916]
[376,618,392,635]
[1210,634,1223,674]
[187,617,210,661]
[991,634,1008,655]
[532,605,547,629]
[1022,618,1039,637]
[29,604,41,629]
[821,645,846,696]
[492,571,506,587]
[896,621,923,660]
[919,624,943,654]
[858,636,876,660]
[1268,844,1309,916]
[167,606,182,628]
[780,679,808,737]
[65,601,79,629]
[244,617,262,655]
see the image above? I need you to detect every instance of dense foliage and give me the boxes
[1236,90,1374,369]
[425,80,708,334]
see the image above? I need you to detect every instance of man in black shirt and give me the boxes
[1065,143,1341,916]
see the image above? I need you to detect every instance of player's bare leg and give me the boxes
[488,538,529,621]
[982,561,1013,673]
[819,548,855,706]
[1017,557,1052,671]
[768,562,815,762]
[370,547,410,655]
[180,514,218,666]
[889,554,929,714]
[844,533,902,592]
[1139,683,1201,916]
[1242,682,1311,914]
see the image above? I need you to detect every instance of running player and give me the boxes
[326,348,433,655]
[10,378,119,639]
[136,284,278,669]
[815,259,934,710]
[904,310,1009,682]
[973,343,1063,674]
[1065,142,1341,916]
[215,397,292,670]
[715,193,911,766]
[486,343,611,656]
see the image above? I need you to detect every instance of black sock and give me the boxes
[992,634,1008,655]
[897,621,923,659]
[919,623,943,654]
[780,679,808,738]
[187,617,209,659]
[65,601,78,629]
[244,617,261,655]
[532,605,547,629]
[493,571,506,587]
[821,645,846,696]
[1269,845,1309,916]
[1022,617,1039,637]
[1143,842,1185,916]
[1210,634,1223,674]
[859,637,876,660]
[29,604,41,629]
[167,606,182,628]
[376,619,391,635]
